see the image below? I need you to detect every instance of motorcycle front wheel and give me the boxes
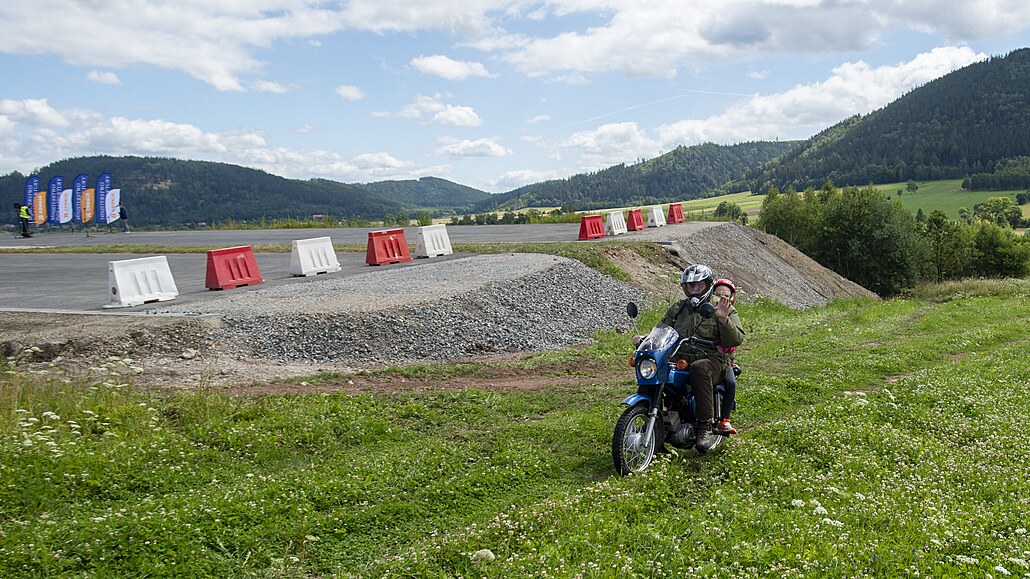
[612,403,665,476]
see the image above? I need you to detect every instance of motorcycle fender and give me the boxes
[620,393,651,407]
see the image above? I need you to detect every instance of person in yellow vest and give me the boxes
[13,203,32,238]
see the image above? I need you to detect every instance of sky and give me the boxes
[1,1,1029,194]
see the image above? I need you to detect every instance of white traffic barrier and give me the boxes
[646,206,667,227]
[415,224,453,258]
[289,236,342,276]
[605,211,628,236]
[105,256,179,308]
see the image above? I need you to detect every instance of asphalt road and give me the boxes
[2,223,582,247]
[0,222,716,313]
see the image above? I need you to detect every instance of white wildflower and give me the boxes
[791,499,805,508]
[472,549,496,562]
[821,518,844,528]
[993,564,1010,576]
[814,506,828,516]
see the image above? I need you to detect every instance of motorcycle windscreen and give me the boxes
[637,324,679,352]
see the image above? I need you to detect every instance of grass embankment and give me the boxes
[873,179,1027,220]
[2,278,1029,577]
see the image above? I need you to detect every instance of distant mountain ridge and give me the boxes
[3,47,1028,226]
[731,47,1030,193]
[475,141,798,212]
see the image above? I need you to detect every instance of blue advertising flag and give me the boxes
[23,176,39,210]
[47,176,63,225]
[72,174,88,224]
[96,173,112,224]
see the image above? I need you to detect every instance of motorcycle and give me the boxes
[612,301,732,475]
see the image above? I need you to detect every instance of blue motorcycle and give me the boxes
[613,302,728,475]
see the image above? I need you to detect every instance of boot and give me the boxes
[695,421,720,454]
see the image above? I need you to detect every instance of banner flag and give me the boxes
[47,176,63,225]
[59,189,73,223]
[96,173,112,224]
[72,174,89,224]
[106,189,121,223]
[81,188,96,224]
[23,176,39,211]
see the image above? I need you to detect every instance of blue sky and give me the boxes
[1,1,1029,193]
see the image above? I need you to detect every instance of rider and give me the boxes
[712,278,741,435]
[660,265,745,452]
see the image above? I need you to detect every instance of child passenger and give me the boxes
[713,278,740,435]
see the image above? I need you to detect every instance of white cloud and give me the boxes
[527,115,550,124]
[252,80,292,93]
[410,54,494,80]
[655,46,986,147]
[292,124,315,134]
[558,121,660,171]
[373,95,482,126]
[527,46,987,176]
[335,85,366,101]
[432,106,483,126]
[436,137,512,158]
[86,70,121,85]
[0,1,1026,93]
[488,167,567,191]
[0,97,446,184]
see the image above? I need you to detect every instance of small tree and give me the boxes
[906,180,919,192]
[415,210,432,226]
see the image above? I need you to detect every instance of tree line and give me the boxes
[757,183,1030,295]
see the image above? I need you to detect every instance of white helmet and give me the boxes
[680,264,715,308]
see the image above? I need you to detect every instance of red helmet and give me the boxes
[713,278,736,304]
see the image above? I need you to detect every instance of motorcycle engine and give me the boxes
[665,410,696,446]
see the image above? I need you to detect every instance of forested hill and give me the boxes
[730,47,1030,194]
[475,141,797,212]
[0,157,448,226]
[361,177,491,214]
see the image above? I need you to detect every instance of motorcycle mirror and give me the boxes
[626,302,638,319]
[699,303,715,318]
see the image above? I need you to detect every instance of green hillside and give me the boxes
[733,48,1030,194]
[360,176,491,213]
[476,141,797,212]
[874,179,1028,219]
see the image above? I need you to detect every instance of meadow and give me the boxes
[873,179,1027,220]
[2,277,1029,577]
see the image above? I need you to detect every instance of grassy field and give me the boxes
[872,179,1027,220]
[2,277,1029,577]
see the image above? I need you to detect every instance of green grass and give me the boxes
[3,278,1030,577]
[873,179,1028,219]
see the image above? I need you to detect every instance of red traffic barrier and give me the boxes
[206,246,265,290]
[578,215,606,240]
[626,209,645,231]
[366,228,413,265]
[667,203,685,224]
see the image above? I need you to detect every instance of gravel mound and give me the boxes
[160,254,651,365]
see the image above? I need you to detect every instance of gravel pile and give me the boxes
[160,254,651,365]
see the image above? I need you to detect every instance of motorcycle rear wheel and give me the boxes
[612,403,665,475]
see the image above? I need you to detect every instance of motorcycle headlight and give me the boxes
[638,357,658,380]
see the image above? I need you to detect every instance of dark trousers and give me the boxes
[19,218,31,237]
[689,357,725,423]
[721,365,737,419]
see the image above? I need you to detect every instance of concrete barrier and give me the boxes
[605,211,628,236]
[415,224,454,258]
[646,206,667,227]
[289,236,342,276]
[105,256,179,308]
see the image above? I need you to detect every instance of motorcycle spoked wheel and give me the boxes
[612,403,666,475]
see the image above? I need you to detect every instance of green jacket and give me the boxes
[19,206,30,220]
[660,296,745,371]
